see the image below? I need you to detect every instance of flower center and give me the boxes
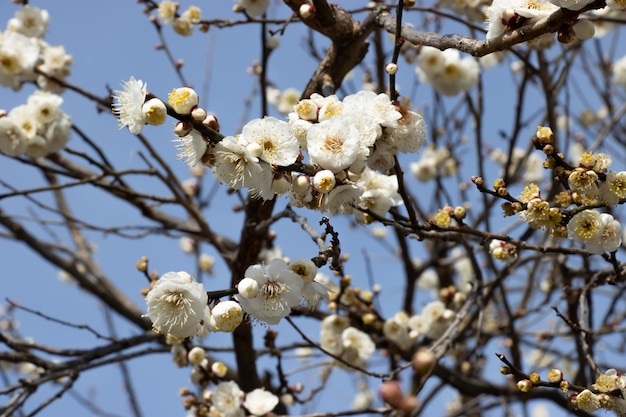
[323,135,343,153]
[262,281,284,299]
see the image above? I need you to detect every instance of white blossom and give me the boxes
[244,389,278,416]
[173,130,207,167]
[112,77,147,134]
[145,271,208,339]
[7,5,49,38]
[306,119,360,173]
[341,327,376,367]
[233,258,303,325]
[0,31,40,89]
[212,381,244,417]
[240,117,299,166]
[210,300,244,332]
[486,0,558,40]
[168,87,199,114]
[213,135,274,200]
[288,258,330,308]
[0,116,27,156]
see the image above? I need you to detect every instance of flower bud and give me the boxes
[168,87,199,114]
[142,98,167,126]
[313,170,336,193]
[385,63,398,75]
[517,379,532,392]
[266,36,280,50]
[548,368,563,383]
[211,361,228,377]
[203,113,220,132]
[237,277,260,299]
[379,380,404,408]
[272,174,291,195]
[247,142,263,158]
[295,99,319,121]
[191,107,207,122]
[299,3,315,18]
[187,346,206,366]
[174,120,193,137]
[412,349,436,378]
[136,256,148,272]
[210,301,243,332]
[292,174,311,195]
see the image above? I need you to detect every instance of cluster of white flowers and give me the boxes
[114,79,427,222]
[234,258,330,325]
[416,46,480,96]
[0,90,71,157]
[485,0,600,44]
[0,5,72,92]
[383,311,413,351]
[157,1,203,37]
[407,300,457,340]
[192,380,279,417]
[486,0,559,41]
[410,144,458,182]
[145,271,244,339]
[567,210,622,254]
[319,315,376,368]
[574,369,626,415]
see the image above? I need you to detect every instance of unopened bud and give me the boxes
[385,63,398,75]
[362,313,377,325]
[136,256,148,272]
[272,174,291,195]
[379,380,404,408]
[174,120,193,137]
[237,277,260,299]
[360,290,374,303]
[493,178,506,190]
[211,301,243,332]
[517,379,533,392]
[412,349,436,378]
[547,368,563,383]
[299,3,315,18]
[202,113,220,132]
[543,144,554,155]
[211,361,228,377]
[191,107,207,122]
[187,347,206,366]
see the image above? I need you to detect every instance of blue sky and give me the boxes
[2,1,626,417]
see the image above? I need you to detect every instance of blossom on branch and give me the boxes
[145,271,208,339]
[233,258,303,325]
[112,76,147,134]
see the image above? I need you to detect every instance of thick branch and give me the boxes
[375,0,606,57]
